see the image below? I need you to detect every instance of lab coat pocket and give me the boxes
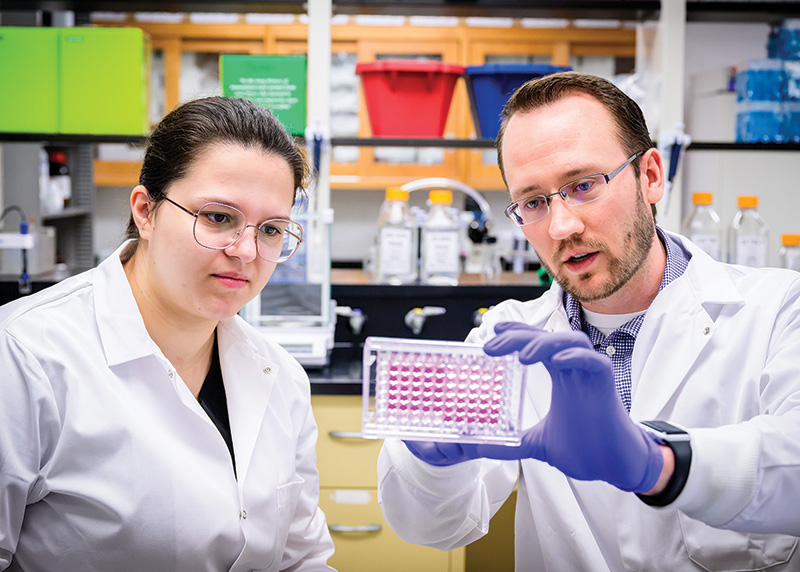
[275,477,306,547]
[678,513,799,571]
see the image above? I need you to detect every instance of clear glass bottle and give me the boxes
[376,186,418,285]
[728,195,769,267]
[780,233,800,271]
[682,192,722,261]
[480,235,501,284]
[421,190,460,286]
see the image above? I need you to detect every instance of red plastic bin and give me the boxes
[355,60,465,138]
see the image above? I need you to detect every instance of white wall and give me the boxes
[95,185,133,261]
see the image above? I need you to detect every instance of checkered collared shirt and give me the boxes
[563,227,689,411]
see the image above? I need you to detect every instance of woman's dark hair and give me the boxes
[125,96,308,241]
[495,72,656,218]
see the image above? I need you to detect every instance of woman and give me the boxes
[0,97,335,571]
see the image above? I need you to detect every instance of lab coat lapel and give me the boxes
[527,289,571,422]
[217,318,279,482]
[630,238,744,420]
[630,283,714,420]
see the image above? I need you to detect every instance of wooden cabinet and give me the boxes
[91,16,635,191]
[312,394,465,572]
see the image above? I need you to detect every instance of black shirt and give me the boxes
[198,333,237,478]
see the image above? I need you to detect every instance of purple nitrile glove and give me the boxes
[404,322,664,494]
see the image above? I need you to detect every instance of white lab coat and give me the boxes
[378,232,800,571]
[0,244,335,572]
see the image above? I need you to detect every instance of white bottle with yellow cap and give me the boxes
[421,190,460,286]
[728,195,769,267]
[682,192,722,261]
[376,187,418,285]
[780,233,800,271]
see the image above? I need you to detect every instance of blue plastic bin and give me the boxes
[464,63,571,139]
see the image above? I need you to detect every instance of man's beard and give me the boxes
[539,190,655,303]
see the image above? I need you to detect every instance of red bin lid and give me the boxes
[356,60,465,75]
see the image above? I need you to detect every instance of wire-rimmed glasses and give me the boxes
[164,197,303,263]
[504,151,645,226]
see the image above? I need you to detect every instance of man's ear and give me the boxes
[130,185,153,238]
[640,148,665,206]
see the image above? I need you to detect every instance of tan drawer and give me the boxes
[320,486,462,572]
[312,394,384,488]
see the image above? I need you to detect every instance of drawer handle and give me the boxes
[328,431,364,439]
[328,524,382,533]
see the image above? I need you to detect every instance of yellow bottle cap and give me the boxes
[385,187,409,201]
[692,192,713,205]
[738,195,758,208]
[782,233,800,247]
[429,190,453,205]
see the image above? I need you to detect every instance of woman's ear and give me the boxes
[130,185,153,239]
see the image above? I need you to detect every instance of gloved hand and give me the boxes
[404,322,664,494]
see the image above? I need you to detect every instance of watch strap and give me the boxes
[637,436,692,507]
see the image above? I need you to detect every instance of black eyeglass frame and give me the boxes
[162,196,304,263]
[504,151,645,226]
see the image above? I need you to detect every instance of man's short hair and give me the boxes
[496,72,655,186]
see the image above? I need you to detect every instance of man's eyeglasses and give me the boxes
[504,151,645,226]
[163,197,303,263]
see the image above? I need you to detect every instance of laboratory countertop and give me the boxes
[330,268,544,286]
[307,345,364,394]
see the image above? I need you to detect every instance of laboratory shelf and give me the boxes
[331,137,496,148]
[41,206,92,221]
[688,142,800,151]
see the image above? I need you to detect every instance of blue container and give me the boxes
[785,102,800,142]
[785,61,800,101]
[776,18,800,61]
[736,59,786,102]
[736,100,787,143]
[464,63,571,139]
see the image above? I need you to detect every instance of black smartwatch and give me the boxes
[636,420,692,507]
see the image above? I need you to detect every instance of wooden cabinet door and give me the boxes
[320,487,464,572]
[312,394,384,488]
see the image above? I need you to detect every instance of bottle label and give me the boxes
[378,227,414,276]
[423,229,460,274]
[689,234,721,261]
[735,236,768,267]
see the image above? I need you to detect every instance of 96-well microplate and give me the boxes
[362,337,526,445]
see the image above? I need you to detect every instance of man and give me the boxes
[376,72,800,571]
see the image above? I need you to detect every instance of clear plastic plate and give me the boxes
[361,336,527,445]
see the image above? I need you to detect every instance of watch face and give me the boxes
[641,420,686,435]
[640,420,691,442]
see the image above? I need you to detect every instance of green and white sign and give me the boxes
[220,54,307,135]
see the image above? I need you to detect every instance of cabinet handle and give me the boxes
[328,524,382,533]
[328,430,364,439]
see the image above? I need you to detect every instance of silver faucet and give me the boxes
[404,306,446,335]
[335,306,366,336]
